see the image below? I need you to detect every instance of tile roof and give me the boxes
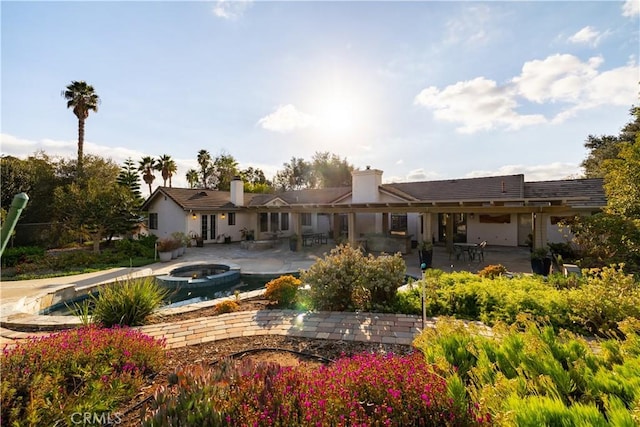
[523,178,606,207]
[143,176,605,211]
[383,175,525,201]
[143,187,259,211]
[247,187,351,206]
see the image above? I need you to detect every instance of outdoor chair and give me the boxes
[475,241,487,262]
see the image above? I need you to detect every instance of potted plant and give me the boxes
[289,233,299,251]
[240,228,255,241]
[530,247,551,276]
[418,241,433,268]
[157,238,174,262]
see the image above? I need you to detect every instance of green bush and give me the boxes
[264,275,301,308]
[115,238,155,258]
[301,244,405,311]
[413,317,640,426]
[0,246,45,267]
[567,265,640,336]
[1,325,165,426]
[396,271,570,330]
[91,277,169,327]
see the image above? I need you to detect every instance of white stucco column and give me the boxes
[423,213,433,243]
[348,212,356,245]
[533,212,547,249]
[293,212,303,251]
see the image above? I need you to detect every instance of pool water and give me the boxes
[42,274,278,316]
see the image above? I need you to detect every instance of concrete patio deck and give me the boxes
[0,240,529,347]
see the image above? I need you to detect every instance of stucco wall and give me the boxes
[467,214,518,246]
[148,196,188,240]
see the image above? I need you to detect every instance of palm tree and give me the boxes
[166,159,177,187]
[155,154,177,187]
[138,156,156,195]
[186,169,199,188]
[62,81,100,178]
[197,149,212,188]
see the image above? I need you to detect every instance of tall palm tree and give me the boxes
[166,158,177,187]
[62,81,100,178]
[155,154,177,187]
[138,156,156,195]
[197,149,212,188]
[186,169,199,188]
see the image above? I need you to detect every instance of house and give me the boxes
[141,167,606,251]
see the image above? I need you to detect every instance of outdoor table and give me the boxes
[453,243,478,261]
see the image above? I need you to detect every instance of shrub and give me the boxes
[92,277,169,327]
[567,265,640,336]
[264,275,301,308]
[413,317,640,425]
[0,246,45,268]
[214,299,239,314]
[301,244,405,311]
[1,326,165,426]
[477,264,507,279]
[114,238,155,258]
[143,352,484,426]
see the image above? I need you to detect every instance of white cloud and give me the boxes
[568,26,608,46]
[513,54,602,103]
[257,104,317,133]
[415,53,638,133]
[414,77,546,134]
[465,162,581,181]
[212,0,252,20]
[622,0,639,17]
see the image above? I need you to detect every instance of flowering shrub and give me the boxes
[214,299,239,314]
[1,325,165,426]
[477,264,507,279]
[264,275,301,308]
[143,352,484,426]
[301,244,406,311]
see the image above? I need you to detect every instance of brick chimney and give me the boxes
[230,176,244,206]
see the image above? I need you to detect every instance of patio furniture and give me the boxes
[453,242,478,261]
[471,241,487,262]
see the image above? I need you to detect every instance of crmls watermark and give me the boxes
[53,411,123,426]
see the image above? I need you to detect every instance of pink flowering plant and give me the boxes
[1,325,165,426]
[144,352,485,426]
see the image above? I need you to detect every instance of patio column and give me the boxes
[533,212,547,249]
[423,213,433,243]
[382,212,389,234]
[446,213,454,251]
[293,212,303,251]
[347,212,356,245]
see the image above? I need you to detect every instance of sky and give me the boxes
[1,0,639,195]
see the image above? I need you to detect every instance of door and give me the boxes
[518,214,532,246]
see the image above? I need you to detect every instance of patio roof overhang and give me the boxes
[241,197,601,214]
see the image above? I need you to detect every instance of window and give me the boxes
[227,212,236,226]
[149,213,158,230]
[280,213,289,231]
[210,215,216,240]
[201,216,208,240]
[301,213,312,226]
[390,214,407,232]
[270,213,279,231]
[259,213,268,232]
